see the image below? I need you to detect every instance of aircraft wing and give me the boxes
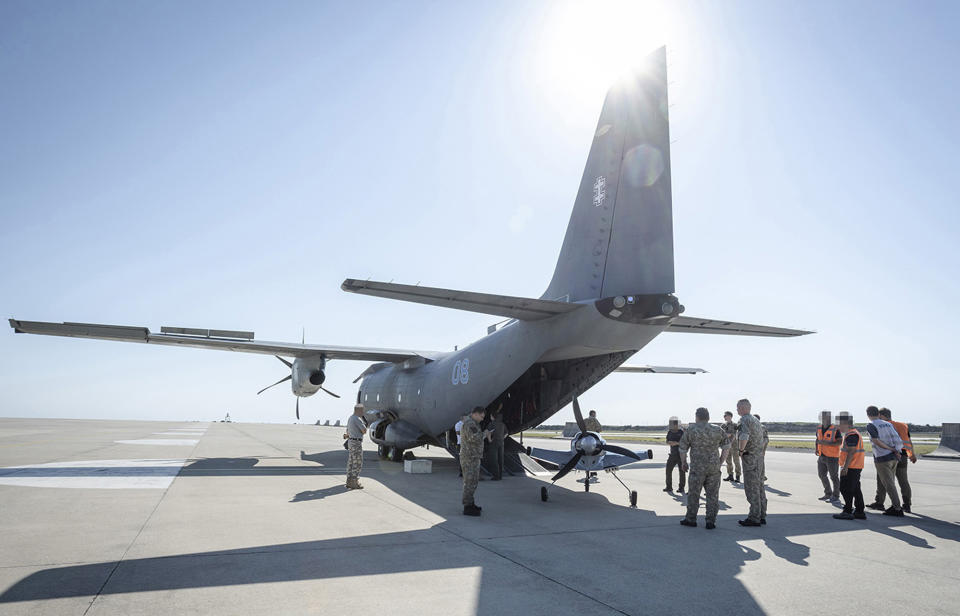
[8,319,437,362]
[614,365,706,374]
[341,279,584,321]
[666,316,814,337]
[527,447,570,470]
[595,451,652,470]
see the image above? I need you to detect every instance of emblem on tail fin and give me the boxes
[592,176,606,207]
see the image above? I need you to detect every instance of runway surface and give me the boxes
[0,417,958,615]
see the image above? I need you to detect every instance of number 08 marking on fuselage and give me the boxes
[452,359,470,385]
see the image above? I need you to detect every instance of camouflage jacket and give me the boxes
[583,417,602,432]
[460,416,484,461]
[738,414,765,455]
[679,421,728,473]
[721,421,739,443]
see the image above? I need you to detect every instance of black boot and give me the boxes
[463,504,481,516]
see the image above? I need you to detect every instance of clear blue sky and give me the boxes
[2,1,957,426]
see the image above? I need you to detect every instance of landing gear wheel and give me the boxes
[389,447,404,463]
[378,444,389,460]
[541,486,548,502]
[630,491,638,508]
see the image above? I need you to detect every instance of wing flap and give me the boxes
[666,316,813,337]
[341,279,584,321]
[614,365,706,374]
[8,319,435,362]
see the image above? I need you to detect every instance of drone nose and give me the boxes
[579,435,599,455]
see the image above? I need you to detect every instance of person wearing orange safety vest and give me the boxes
[833,413,866,520]
[815,411,843,502]
[868,408,916,513]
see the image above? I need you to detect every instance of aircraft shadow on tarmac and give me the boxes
[2,449,959,615]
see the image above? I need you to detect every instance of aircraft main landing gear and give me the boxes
[541,486,549,502]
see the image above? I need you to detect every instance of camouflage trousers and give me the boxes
[346,439,363,480]
[461,454,480,506]
[685,469,722,523]
[724,445,741,477]
[742,453,767,521]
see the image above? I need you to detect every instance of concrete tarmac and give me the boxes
[0,417,958,615]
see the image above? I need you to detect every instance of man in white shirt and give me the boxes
[863,406,903,516]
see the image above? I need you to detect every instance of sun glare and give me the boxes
[534,0,679,106]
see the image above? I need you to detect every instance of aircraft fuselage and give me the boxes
[358,293,676,449]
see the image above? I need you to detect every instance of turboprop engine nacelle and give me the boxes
[291,356,326,397]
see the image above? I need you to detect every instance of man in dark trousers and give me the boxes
[664,417,685,494]
[486,405,507,480]
[833,412,867,520]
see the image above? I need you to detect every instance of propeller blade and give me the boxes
[551,450,584,483]
[320,386,341,399]
[257,374,292,395]
[572,397,587,434]
[602,444,645,461]
[274,355,293,368]
[295,397,300,420]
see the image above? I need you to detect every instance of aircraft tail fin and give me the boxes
[543,46,674,303]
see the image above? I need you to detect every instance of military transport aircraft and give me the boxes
[8,47,811,471]
[529,398,653,507]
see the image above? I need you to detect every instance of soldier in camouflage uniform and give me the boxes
[737,399,767,526]
[344,404,367,489]
[721,411,741,483]
[679,407,729,529]
[584,410,602,433]
[460,407,489,516]
[755,414,769,481]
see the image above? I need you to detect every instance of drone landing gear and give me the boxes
[609,470,639,508]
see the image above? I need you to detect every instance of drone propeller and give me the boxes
[572,397,587,434]
[551,450,583,483]
[602,444,645,461]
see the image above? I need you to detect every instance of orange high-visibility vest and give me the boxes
[817,425,841,457]
[889,420,913,456]
[839,428,865,469]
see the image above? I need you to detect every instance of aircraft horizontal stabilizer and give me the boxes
[8,319,435,362]
[614,365,706,374]
[666,316,813,337]
[341,279,584,321]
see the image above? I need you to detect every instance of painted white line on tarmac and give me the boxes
[115,439,199,446]
[0,459,188,489]
[154,432,205,436]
